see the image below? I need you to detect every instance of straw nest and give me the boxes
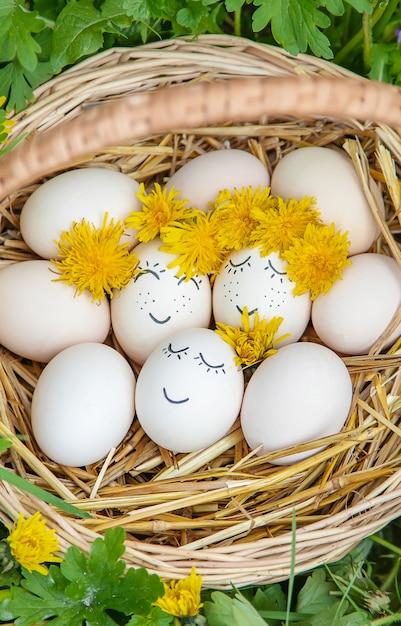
[1,34,401,588]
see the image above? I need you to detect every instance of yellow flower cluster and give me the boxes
[6,512,62,575]
[154,566,203,618]
[215,307,290,368]
[51,165,350,311]
[0,96,15,150]
[53,213,141,303]
[125,180,350,298]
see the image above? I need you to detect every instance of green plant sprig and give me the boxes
[3,0,401,113]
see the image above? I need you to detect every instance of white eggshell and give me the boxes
[31,343,136,466]
[165,149,270,211]
[135,328,244,452]
[111,239,212,365]
[0,260,110,362]
[20,168,141,259]
[213,248,311,345]
[240,342,353,465]
[311,253,401,355]
[270,146,383,255]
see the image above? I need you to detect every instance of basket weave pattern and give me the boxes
[1,35,401,587]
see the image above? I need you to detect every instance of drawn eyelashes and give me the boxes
[135,262,201,289]
[194,352,225,374]
[163,343,189,359]
[163,344,226,373]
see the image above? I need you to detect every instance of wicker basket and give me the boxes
[1,34,401,588]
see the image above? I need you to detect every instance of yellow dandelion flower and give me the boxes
[215,307,289,368]
[250,195,321,255]
[282,222,351,300]
[125,183,195,242]
[0,96,15,143]
[159,210,227,280]
[6,512,62,575]
[154,567,203,618]
[213,186,275,251]
[52,213,140,303]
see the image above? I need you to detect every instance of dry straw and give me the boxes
[1,34,401,587]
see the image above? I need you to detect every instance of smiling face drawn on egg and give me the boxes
[212,247,312,345]
[161,338,228,404]
[223,253,288,317]
[134,259,203,325]
[135,328,244,452]
[110,239,212,365]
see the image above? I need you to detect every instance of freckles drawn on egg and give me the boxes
[134,260,203,324]
[221,254,288,316]
[160,341,226,405]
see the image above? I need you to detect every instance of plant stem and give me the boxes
[234,9,242,37]
[372,0,400,41]
[285,509,297,626]
[370,534,401,558]
[334,0,393,66]
[372,615,401,625]
[362,10,373,74]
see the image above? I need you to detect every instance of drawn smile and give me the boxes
[149,312,171,324]
[163,387,189,404]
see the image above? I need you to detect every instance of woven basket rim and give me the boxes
[1,34,401,588]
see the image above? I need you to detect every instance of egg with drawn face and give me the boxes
[135,327,244,452]
[111,239,212,365]
[212,248,311,344]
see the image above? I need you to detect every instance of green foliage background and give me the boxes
[1,0,401,111]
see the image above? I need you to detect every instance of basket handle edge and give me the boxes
[1,75,400,201]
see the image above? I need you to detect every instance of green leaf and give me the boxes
[127,606,174,626]
[318,0,346,16]
[176,0,223,36]
[32,0,68,20]
[50,0,129,71]
[0,1,46,72]
[296,569,338,615]
[225,0,245,10]
[319,0,372,14]
[0,465,91,518]
[250,584,287,624]
[252,0,333,58]
[204,589,268,626]
[3,528,163,625]
[344,0,372,13]
[122,0,153,22]
[296,600,369,625]
[0,438,12,454]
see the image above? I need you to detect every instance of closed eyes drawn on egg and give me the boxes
[225,256,252,274]
[135,260,166,281]
[177,275,202,291]
[163,342,189,359]
[194,352,226,375]
[266,259,286,284]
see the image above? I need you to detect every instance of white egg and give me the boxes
[135,328,244,452]
[31,342,136,467]
[240,342,353,465]
[165,149,270,211]
[270,146,383,255]
[111,239,212,365]
[20,168,141,259]
[0,260,110,362]
[311,253,401,355]
[212,248,311,345]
